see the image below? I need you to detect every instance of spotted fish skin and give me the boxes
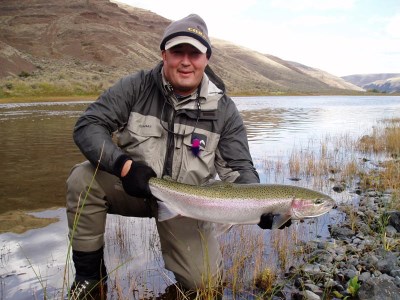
[149,178,335,228]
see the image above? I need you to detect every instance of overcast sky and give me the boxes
[116,0,400,77]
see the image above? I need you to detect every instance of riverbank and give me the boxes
[253,118,400,299]
[0,95,96,104]
[1,90,396,104]
[269,166,400,300]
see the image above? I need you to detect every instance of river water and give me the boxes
[1,95,400,299]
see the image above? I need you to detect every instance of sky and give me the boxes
[115,0,400,77]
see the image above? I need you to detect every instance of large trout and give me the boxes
[149,177,335,229]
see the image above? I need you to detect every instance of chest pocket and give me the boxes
[174,126,220,185]
[117,113,165,163]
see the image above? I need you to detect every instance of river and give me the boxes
[1,95,400,299]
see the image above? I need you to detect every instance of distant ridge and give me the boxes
[0,0,367,97]
[342,74,400,94]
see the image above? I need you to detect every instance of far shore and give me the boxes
[0,95,97,104]
[1,91,397,104]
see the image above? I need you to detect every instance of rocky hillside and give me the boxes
[363,77,400,94]
[0,0,364,97]
[342,74,400,94]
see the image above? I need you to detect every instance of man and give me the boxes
[66,14,283,299]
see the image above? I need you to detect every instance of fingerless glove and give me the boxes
[114,155,156,198]
[258,213,292,230]
[121,161,156,198]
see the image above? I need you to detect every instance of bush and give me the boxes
[18,71,31,78]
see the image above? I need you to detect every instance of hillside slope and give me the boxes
[0,0,363,97]
[363,77,400,93]
[342,74,400,94]
[287,60,364,92]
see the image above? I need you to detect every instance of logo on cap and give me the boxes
[188,27,205,38]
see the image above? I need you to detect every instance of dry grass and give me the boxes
[356,118,400,210]
[0,77,106,99]
[357,118,400,156]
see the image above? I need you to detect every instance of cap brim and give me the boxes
[165,36,207,53]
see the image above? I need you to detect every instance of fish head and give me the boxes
[291,194,335,219]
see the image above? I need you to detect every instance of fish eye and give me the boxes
[314,198,323,204]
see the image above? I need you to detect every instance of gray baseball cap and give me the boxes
[160,14,212,58]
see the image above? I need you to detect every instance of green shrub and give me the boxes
[18,71,31,78]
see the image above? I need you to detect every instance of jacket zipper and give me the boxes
[163,112,175,177]
[161,89,175,177]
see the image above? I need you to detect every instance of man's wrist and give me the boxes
[121,160,132,177]
[113,154,132,177]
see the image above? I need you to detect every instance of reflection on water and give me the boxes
[241,107,318,143]
[235,96,400,157]
[0,208,168,299]
[0,102,88,215]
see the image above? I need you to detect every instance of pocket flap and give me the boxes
[127,114,162,138]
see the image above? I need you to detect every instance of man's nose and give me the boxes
[181,53,191,64]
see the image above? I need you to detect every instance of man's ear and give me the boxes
[161,50,166,62]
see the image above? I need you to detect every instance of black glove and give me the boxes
[121,161,156,198]
[258,213,292,230]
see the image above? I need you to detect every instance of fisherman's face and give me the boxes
[162,43,208,96]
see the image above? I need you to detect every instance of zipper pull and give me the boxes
[165,82,174,95]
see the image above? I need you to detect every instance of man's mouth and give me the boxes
[178,70,193,76]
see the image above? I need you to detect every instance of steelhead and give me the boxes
[149,177,335,229]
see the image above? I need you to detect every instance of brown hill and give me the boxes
[342,73,400,93]
[363,77,400,94]
[0,0,363,97]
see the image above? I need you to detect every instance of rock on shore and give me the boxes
[267,185,400,299]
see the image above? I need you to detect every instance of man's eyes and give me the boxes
[171,50,202,57]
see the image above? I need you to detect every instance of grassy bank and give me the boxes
[1,75,394,103]
[220,118,399,298]
[0,67,115,103]
[0,90,392,104]
[0,79,102,98]
[0,95,96,104]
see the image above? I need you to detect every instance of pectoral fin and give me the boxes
[211,223,233,236]
[157,201,180,221]
[271,214,292,230]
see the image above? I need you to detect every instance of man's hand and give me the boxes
[121,161,156,198]
[257,213,292,230]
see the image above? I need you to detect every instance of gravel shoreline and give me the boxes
[268,163,400,299]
